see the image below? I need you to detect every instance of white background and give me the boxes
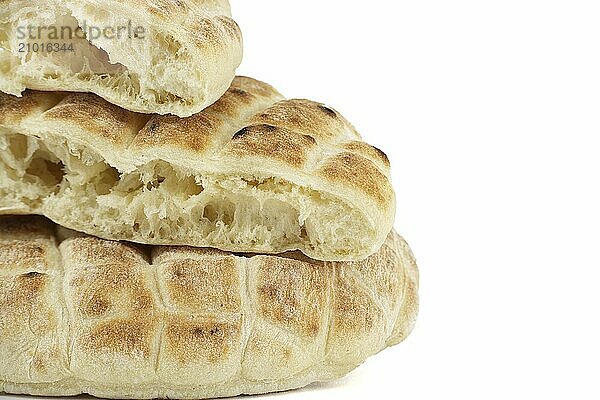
[3,1,599,400]
[237,1,599,399]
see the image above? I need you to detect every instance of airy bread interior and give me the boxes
[0,130,370,260]
[0,0,241,116]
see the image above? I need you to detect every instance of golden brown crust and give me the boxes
[255,256,331,338]
[0,242,51,273]
[0,216,57,274]
[1,76,390,203]
[136,113,221,153]
[0,91,65,127]
[330,272,385,340]
[82,318,157,358]
[319,152,394,207]
[44,93,150,146]
[0,216,418,399]
[161,256,242,313]
[231,76,283,99]
[164,316,242,365]
[0,217,66,385]
[189,17,231,50]
[227,124,317,168]
[130,77,284,153]
[0,272,64,380]
[343,141,391,168]
[250,99,360,143]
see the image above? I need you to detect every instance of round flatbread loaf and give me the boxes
[0,216,418,399]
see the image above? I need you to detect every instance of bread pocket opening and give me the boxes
[25,157,65,188]
[13,13,126,74]
[1,133,66,191]
[5,4,193,107]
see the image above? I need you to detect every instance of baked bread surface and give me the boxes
[0,216,418,399]
[0,0,242,117]
[0,77,395,261]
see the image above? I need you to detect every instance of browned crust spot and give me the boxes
[43,93,145,146]
[0,273,49,306]
[319,152,393,207]
[343,141,390,167]
[162,257,241,313]
[256,257,330,338]
[70,251,158,357]
[189,17,225,49]
[66,237,149,267]
[164,318,241,365]
[0,242,50,272]
[228,124,316,168]
[0,91,65,126]
[81,319,157,358]
[133,77,283,152]
[135,113,217,153]
[251,99,360,142]
[216,15,243,43]
[206,77,280,118]
[0,272,56,336]
[331,274,384,339]
[80,295,112,317]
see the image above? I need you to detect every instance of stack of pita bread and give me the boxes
[0,1,418,398]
